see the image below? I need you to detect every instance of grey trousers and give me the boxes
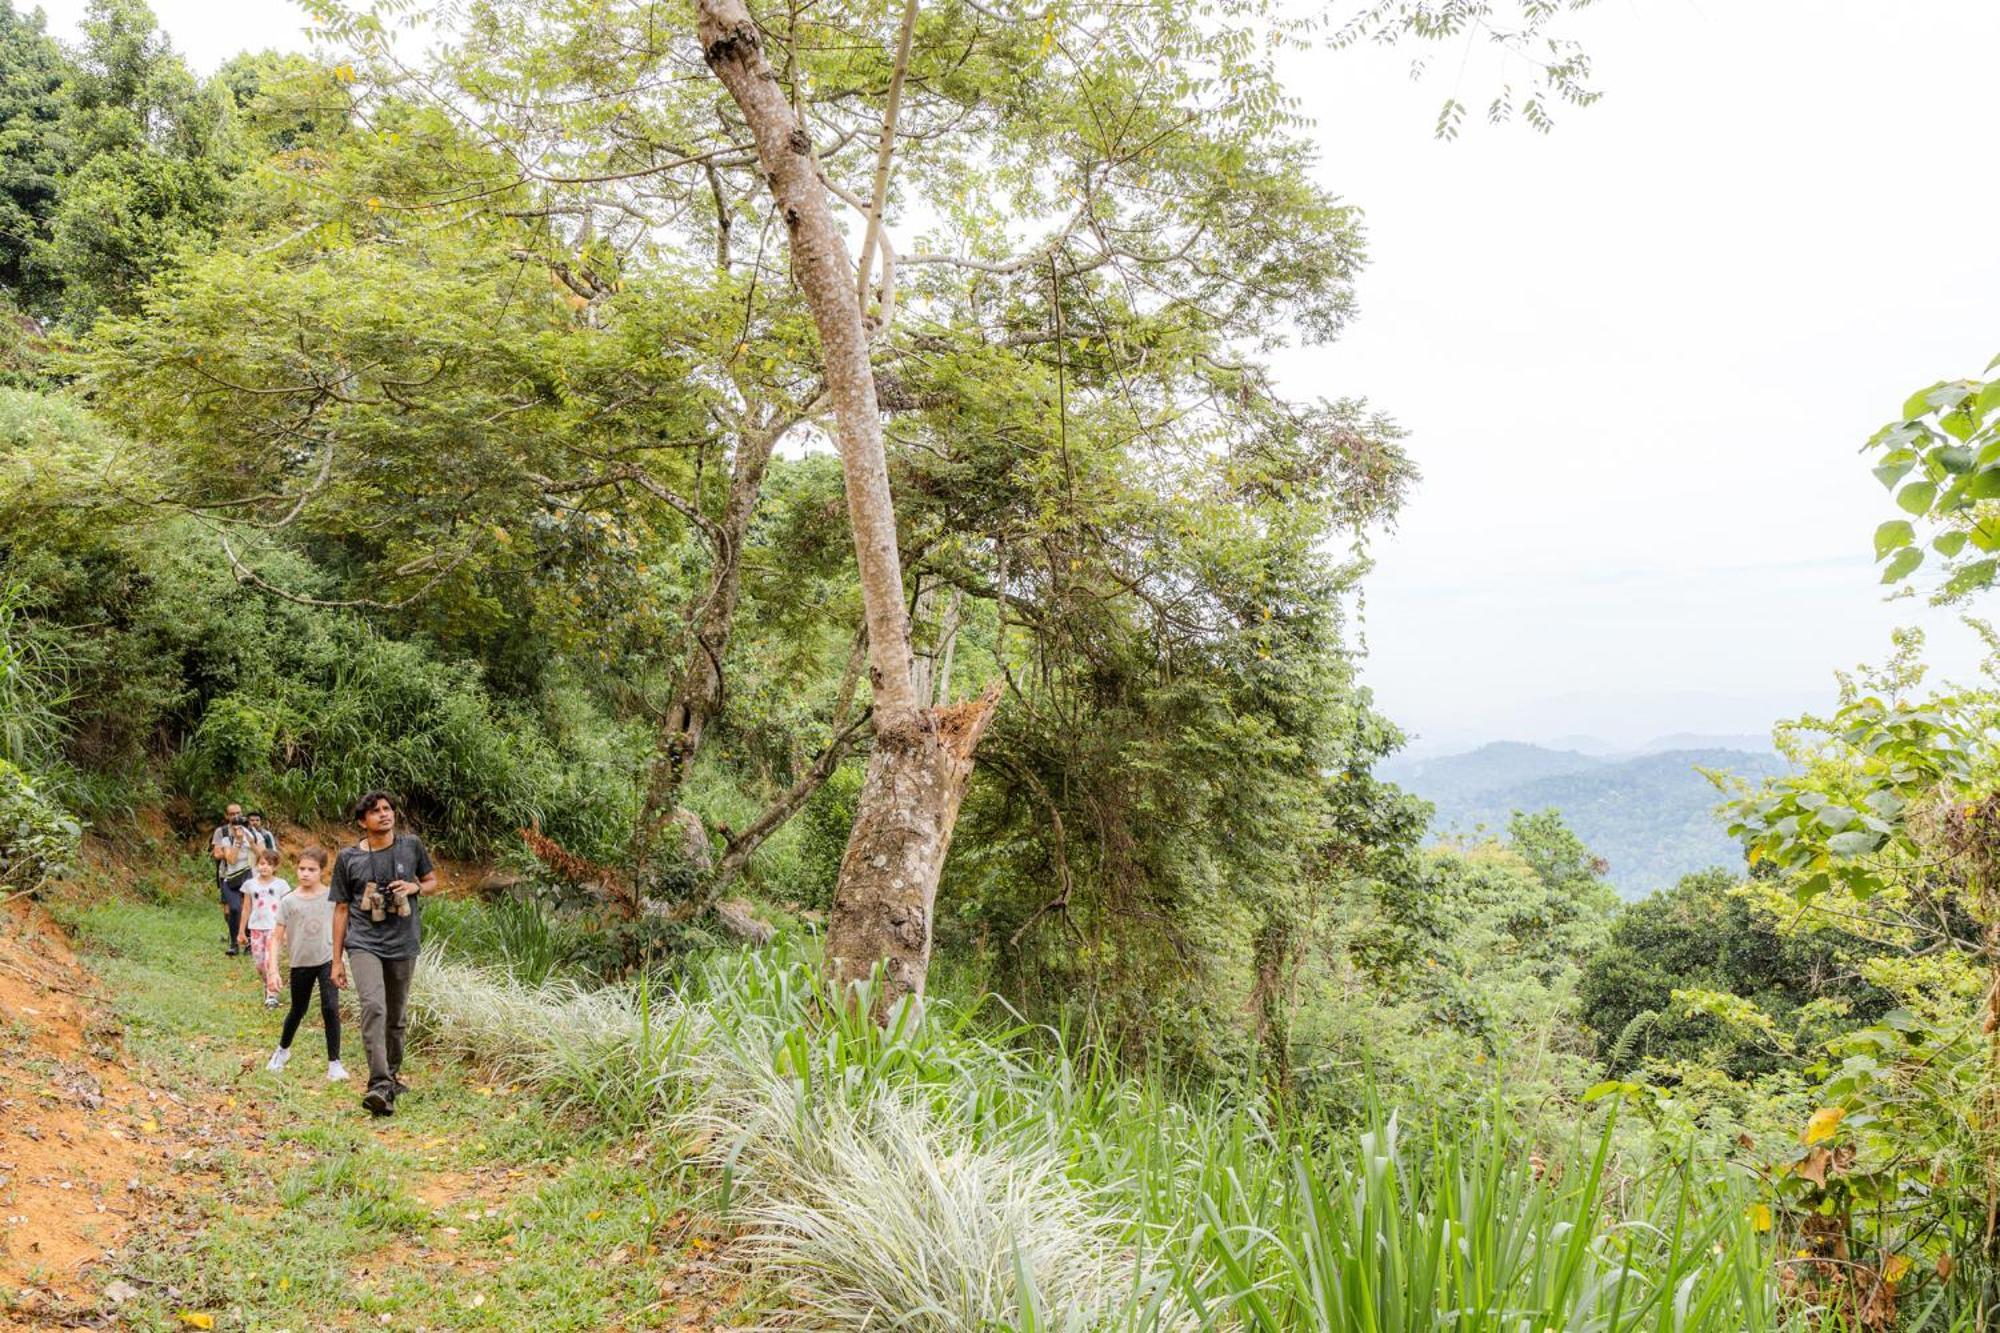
[345,950,416,1098]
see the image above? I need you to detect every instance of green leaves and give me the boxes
[1825,829,1883,856]
[1872,455,1916,490]
[1896,480,1937,514]
[1881,547,1922,583]
[1874,520,1913,558]
[1867,371,2000,598]
[1727,692,1974,903]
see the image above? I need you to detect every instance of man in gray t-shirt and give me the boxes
[329,792,436,1117]
[210,803,255,955]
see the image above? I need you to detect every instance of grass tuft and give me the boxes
[410,939,1796,1331]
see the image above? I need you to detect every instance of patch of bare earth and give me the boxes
[654,1229,748,1331]
[0,896,222,1324]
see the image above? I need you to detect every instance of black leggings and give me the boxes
[280,963,341,1059]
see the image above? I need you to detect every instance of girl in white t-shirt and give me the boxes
[238,850,289,1008]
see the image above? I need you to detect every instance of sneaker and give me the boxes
[327,1060,349,1082]
[266,1047,291,1073]
[363,1088,393,1117]
[390,1077,411,1097]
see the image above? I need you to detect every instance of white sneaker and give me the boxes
[326,1060,349,1082]
[266,1047,291,1072]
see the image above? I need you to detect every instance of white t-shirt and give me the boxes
[244,875,289,932]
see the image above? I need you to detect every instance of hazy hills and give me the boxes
[1378,741,1788,897]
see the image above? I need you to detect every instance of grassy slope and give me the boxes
[16,853,1818,1332]
[48,888,742,1331]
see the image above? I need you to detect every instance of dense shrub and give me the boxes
[792,761,860,911]
[0,387,639,857]
[1577,868,1892,1078]
[427,891,710,985]
[0,756,79,892]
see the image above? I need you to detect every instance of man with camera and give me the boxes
[329,791,436,1117]
[211,802,256,956]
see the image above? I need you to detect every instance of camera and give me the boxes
[227,814,247,827]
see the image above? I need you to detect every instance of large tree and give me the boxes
[94,0,1411,1015]
[44,0,242,324]
[0,0,70,315]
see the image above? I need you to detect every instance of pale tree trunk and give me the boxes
[631,422,780,889]
[933,587,964,707]
[696,0,1000,1019]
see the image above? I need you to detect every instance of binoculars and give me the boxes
[357,880,413,923]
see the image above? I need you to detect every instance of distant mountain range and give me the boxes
[1377,741,1789,897]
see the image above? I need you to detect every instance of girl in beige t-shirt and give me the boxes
[266,848,347,1082]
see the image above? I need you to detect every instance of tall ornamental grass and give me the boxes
[409,940,1797,1331]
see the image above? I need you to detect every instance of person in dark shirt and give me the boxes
[246,811,279,856]
[329,791,436,1117]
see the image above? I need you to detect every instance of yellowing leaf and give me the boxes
[1749,1203,1772,1233]
[334,64,355,83]
[1885,1253,1912,1284]
[1802,1106,1845,1145]
[491,525,511,545]
[365,196,383,212]
[177,1314,216,1330]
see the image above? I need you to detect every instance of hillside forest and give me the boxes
[1379,741,1793,895]
[4,0,2000,1328]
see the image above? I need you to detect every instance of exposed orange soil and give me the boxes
[0,894,221,1322]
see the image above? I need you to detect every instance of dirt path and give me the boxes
[0,880,745,1330]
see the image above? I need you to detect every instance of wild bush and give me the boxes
[409,935,1795,1331]
[1,387,639,854]
[0,756,80,893]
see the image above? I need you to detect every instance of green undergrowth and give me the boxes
[411,929,1832,1331]
[52,889,733,1331]
[57,885,1963,1330]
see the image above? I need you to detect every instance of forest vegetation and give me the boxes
[3,0,2000,1327]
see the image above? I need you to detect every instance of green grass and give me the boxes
[51,890,729,1332]
[406,940,1831,1331]
[61,890,1980,1330]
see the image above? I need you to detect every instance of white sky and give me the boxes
[1277,0,2000,750]
[34,0,2000,752]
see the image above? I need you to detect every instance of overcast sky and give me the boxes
[1277,0,2000,750]
[35,0,2000,753]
